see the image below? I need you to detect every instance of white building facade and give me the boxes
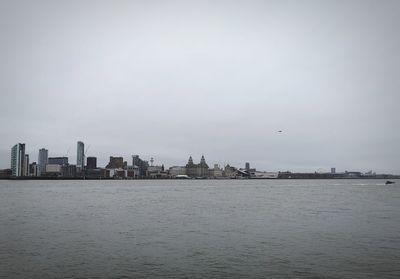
[11,143,25,177]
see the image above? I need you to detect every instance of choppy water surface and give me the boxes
[1,179,399,278]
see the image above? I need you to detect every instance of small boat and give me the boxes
[385,181,395,185]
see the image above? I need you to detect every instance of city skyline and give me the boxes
[3,140,399,176]
[5,140,398,180]
[1,1,400,173]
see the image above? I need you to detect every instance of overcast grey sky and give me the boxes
[0,0,399,173]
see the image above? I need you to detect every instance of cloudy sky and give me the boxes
[0,0,399,173]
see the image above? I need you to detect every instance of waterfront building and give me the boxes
[77,141,85,171]
[24,154,29,176]
[107,168,126,179]
[0,169,12,178]
[344,171,362,178]
[11,143,25,177]
[239,162,256,178]
[48,157,69,166]
[126,165,140,179]
[168,166,187,177]
[147,165,167,178]
[252,171,279,179]
[38,148,48,174]
[45,164,62,175]
[331,168,336,174]
[245,162,250,172]
[62,164,77,178]
[132,155,149,177]
[106,157,124,169]
[209,164,223,178]
[364,170,376,177]
[85,168,109,179]
[223,164,237,178]
[86,157,97,170]
[106,156,128,179]
[29,162,39,176]
[186,155,209,178]
[147,165,163,172]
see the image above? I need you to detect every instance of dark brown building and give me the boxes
[106,156,124,169]
[86,157,97,169]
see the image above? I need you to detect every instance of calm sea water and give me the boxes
[0,179,399,278]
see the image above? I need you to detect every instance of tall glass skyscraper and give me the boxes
[38,148,48,174]
[11,143,25,177]
[77,141,85,171]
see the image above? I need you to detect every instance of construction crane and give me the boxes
[84,145,90,157]
[64,147,70,157]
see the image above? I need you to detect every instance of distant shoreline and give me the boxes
[1,177,399,181]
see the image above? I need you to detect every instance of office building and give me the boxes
[29,162,39,176]
[62,164,77,178]
[48,157,69,165]
[38,148,48,174]
[24,154,29,176]
[86,157,97,169]
[132,155,149,177]
[77,141,85,171]
[10,143,25,177]
[45,164,62,176]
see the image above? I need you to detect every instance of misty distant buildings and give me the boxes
[6,142,276,179]
[5,140,397,180]
[8,142,251,179]
[11,143,25,177]
[38,148,48,174]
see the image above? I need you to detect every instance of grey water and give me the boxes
[0,179,399,278]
